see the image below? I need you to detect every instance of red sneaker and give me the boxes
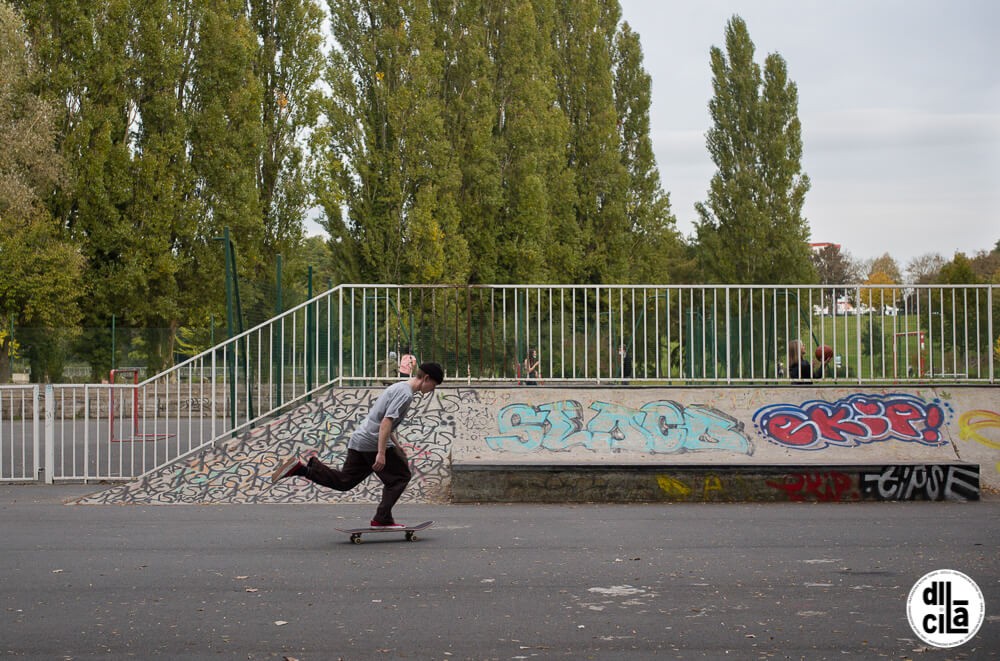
[271,457,305,484]
[369,519,405,529]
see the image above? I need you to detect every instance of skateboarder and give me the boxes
[271,362,445,528]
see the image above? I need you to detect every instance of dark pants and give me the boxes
[304,448,412,523]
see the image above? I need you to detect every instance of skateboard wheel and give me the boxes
[351,534,362,544]
[405,532,417,542]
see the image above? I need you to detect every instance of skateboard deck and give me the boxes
[335,520,433,544]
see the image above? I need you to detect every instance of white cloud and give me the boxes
[804,109,1000,153]
[621,0,1000,265]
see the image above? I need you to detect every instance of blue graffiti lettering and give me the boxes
[485,400,752,455]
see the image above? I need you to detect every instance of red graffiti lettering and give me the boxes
[754,394,949,451]
[809,405,868,443]
[767,471,858,502]
[763,413,817,447]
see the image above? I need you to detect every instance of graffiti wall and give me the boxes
[77,384,998,505]
[453,387,967,466]
[452,386,997,496]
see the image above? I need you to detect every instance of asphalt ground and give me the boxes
[2,486,998,660]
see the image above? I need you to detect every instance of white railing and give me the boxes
[0,385,40,482]
[2,283,997,483]
[334,283,996,385]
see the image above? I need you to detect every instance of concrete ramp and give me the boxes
[75,385,998,504]
[74,387,470,505]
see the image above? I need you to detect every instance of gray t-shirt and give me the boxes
[347,381,415,452]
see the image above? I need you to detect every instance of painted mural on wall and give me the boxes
[484,399,752,455]
[958,409,1000,485]
[959,409,1000,458]
[753,393,951,451]
[763,465,979,502]
[76,388,482,505]
[860,464,979,501]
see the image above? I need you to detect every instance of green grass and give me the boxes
[806,314,931,380]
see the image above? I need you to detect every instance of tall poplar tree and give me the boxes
[695,15,814,284]
[127,0,205,365]
[489,0,576,283]
[612,20,681,283]
[0,1,83,382]
[319,0,469,284]
[15,0,146,373]
[430,0,502,283]
[315,0,678,287]
[249,0,325,254]
[551,0,629,284]
[237,0,325,325]
[188,0,263,252]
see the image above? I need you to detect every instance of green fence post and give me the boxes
[222,228,237,431]
[275,255,283,408]
[307,266,314,398]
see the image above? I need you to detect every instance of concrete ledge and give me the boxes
[451,462,980,503]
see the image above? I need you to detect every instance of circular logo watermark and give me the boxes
[907,569,985,648]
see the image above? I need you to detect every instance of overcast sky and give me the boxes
[619,0,999,267]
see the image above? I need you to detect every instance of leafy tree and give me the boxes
[430,0,503,283]
[811,244,854,293]
[210,0,327,337]
[905,252,946,285]
[860,270,901,312]
[14,0,329,374]
[865,252,902,284]
[315,0,677,288]
[695,15,814,284]
[551,0,630,283]
[16,0,198,374]
[489,0,577,283]
[125,0,207,368]
[21,0,139,375]
[924,252,991,371]
[249,0,324,253]
[937,252,979,285]
[0,1,83,382]
[613,20,683,283]
[968,246,1000,283]
[188,0,265,254]
[318,0,469,284]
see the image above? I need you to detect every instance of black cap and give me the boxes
[419,362,444,384]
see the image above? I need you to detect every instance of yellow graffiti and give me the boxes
[703,475,724,498]
[656,475,691,497]
[958,410,1000,449]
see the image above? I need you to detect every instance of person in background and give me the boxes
[618,344,633,385]
[787,340,812,383]
[398,346,416,379]
[522,348,540,385]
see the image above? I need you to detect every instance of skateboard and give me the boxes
[335,520,433,544]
